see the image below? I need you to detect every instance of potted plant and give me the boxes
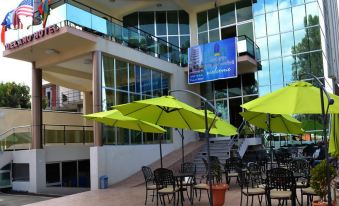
[211,164,229,206]
[310,160,337,206]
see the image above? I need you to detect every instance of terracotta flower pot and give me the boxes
[312,200,336,206]
[212,184,228,206]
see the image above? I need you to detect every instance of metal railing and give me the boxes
[0,124,93,151]
[237,35,261,63]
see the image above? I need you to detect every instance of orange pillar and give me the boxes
[32,63,42,149]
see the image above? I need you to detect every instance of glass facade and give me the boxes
[101,55,172,145]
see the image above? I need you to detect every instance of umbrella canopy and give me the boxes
[113,96,215,130]
[329,114,339,157]
[241,81,339,114]
[194,110,238,136]
[83,110,166,133]
[240,111,304,134]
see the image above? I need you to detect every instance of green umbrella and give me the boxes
[240,111,304,134]
[195,110,238,136]
[83,110,166,133]
[113,96,215,130]
[329,114,339,157]
[241,81,339,114]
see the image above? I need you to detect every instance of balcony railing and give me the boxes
[237,35,261,63]
[0,124,93,151]
[4,0,188,67]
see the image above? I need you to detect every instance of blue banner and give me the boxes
[188,38,237,84]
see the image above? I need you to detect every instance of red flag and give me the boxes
[1,25,5,45]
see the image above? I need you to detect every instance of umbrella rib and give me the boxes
[155,109,164,125]
[281,118,291,134]
[178,110,192,130]
[124,104,152,116]
[137,122,143,132]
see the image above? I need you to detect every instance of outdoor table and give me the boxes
[174,172,195,206]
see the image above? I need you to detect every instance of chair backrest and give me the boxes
[154,168,175,188]
[225,157,242,172]
[142,166,154,183]
[236,167,249,188]
[247,162,263,187]
[181,162,196,174]
[266,168,296,191]
[288,158,310,175]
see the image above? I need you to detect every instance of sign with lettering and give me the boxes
[5,24,60,50]
[188,38,237,84]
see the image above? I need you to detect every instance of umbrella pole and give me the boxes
[267,113,273,169]
[176,129,185,166]
[204,103,213,206]
[320,87,331,204]
[160,134,163,168]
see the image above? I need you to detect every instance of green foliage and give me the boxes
[0,82,31,108]
[310,160,337,200]
[211,164,223,184]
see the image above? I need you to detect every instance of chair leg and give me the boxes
[246,194,249,206]
[145,189,148,205]
[152,190,155,202]
[199,190,202,201]
[251,196,254,206]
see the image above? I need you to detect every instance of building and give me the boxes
[1,0,337,193]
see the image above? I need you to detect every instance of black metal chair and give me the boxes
[237,167,266,206]
[180,162,196,202]
[142,166,156,205]
[193,158,210,202]
[224,157,242,184]
[265,168,297,206]
[154,168,179,206]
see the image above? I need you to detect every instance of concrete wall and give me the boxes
[11,146,90,193]
[0,107,91,133]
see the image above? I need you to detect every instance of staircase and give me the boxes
[193,138,236,174]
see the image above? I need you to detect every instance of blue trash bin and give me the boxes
[99,175,108,189]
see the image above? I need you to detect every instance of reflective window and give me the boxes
[279,8,293,32]
[259,86,271,96]
[139,12,155,35]
[152,70,162,97]
[227,77,242,97]
[209,29,220,42]
[267,34,281,58]
[280,32,294,56]
[256,37,268,60]
[168,36,179,47]
[220,4,235,26]
[238,22,253,40]
[123,12,138,28]
[294,29,309,53]
[179,11,189,34]
[271,84,284,92]
[198,32,208,44]
[197,11,208,32]
[266,11,280,35]
[295,53,310,77]
[282,56,296,83]
[216,99,229,121]
[242,73,258,95]
[102,57,114,88]
[180,36,190,49]
[167,11,179,35]
[208,8,219,30]
[129,64,140,93]
[292,5,306,30]
[291,0,304,6]
[116,60,128,91]
[306,8,319,26]
[254,14,266,37]
[141,67,152,98]
[278,0,291,9]
[270,58,283,84]
[258,60,270,86]
[156,11,166,36]
[252,0,265,15]
[265,0,278,12]
[236,1,253,22]
[307,26,321,51]
[310,51,323,77]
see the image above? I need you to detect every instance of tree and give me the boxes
[0,82,31,108]
[292,15,322,80]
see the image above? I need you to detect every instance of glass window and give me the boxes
[214,80,227,99]
[197,11,207,32]
[220,4,235,26]
[227,76,242,97]
[258,60,270,86]
[267,34,281,58]
[102,56,114,88]
[139,12,155,35]
[152,70,162,97]
[280,32,295,56]
[221,26,236,39]
[216,99,228,121]
[180,36,190,49]
[168,36,179,47]
[294,29,309,53]
[116,90,129,105]
[307,26,321,51]
[198,32,208,44]
[242,73,258,95]
[123,12,138,28]
[279,8,293,32]
[271,84,284,92]
[252,0,265,15]
[291,0,304,6]
[310,51,323,77]
[259,86,271,96]
[62,161,77,187]
[295,53,311,77]
[141,68,152,98]
[115,60,128,91]
[266,11,279,35]
[103,89,115,109]
[131,130,142,144]
[254,14,266,38]
[12,163,29,181]
[278,0,291,9]
[256,37,268,60]
[46,163,60,185]
[229,97,243,127]
[265,0,278,12]
[129,64,140,94]
[270,58,284,84]
[237,22,253,40]
[208,8,219,30]
[283,56,296,83]
[162,73,170,95]
[156,11,166,36]
[306,3,319,26]
[167,11,178,35]
[117,127,129,144]
[179,11,189,34]
[209,29,220,42]
[292,5,306,30]
[236,1,252,22]
[78,160,90,188]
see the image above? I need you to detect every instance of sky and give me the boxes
[0,0,32,87]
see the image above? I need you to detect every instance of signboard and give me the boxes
[188,38,237,84]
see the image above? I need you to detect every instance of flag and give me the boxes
[1,10,14,45]
[13,0,34,29]
[38,0,50,28]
